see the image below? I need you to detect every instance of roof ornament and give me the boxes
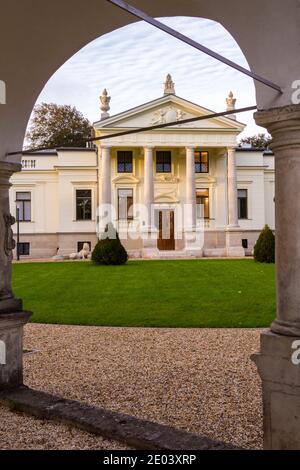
[100,88,111,120]
[164,74,176,96]
[226,91,237,120]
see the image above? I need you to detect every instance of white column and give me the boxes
[186,146,196,229]
[227,147,239,228]
[142,147,158,258]
[101,146,111,206]
[144,146,154,229]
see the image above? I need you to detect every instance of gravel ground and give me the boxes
[0,325,263,450]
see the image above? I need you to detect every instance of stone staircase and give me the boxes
[157,250,201,260]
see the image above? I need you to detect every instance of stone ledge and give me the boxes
[0,387,240,450]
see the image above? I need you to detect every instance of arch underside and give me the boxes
[0,0,299,158]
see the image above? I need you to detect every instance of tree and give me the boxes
[240,133,272,149]
[92,223,128,266]
[254,225,275,263]
[26,103,92,149]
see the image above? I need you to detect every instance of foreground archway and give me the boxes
[1,0,300,450]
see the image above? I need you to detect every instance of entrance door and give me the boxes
[157,210,175,251]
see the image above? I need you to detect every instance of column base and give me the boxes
[225,229,245,257]
[141,228,159,259]
[184,228,204,257]
[0,298,23,314]
[271,318,300,338]
[0,311,32,390]
[251,330,300,449]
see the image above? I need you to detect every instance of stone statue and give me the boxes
[151,109,166,125]
[3,213,16,256]
[0,213,16,301]
[69,243,91,260]
[176,109,186,121]
[164,74,176,95]
[100,88,111,120]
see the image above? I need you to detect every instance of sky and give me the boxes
[35,16,263,139]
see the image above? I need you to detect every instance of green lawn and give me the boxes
[12,260,276,328]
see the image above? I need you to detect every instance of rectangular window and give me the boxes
[242,239,248,249]
[77,241,92,252]
[196,189,210,219]
[195,151,209,173]
[18,242,30,256]
[117,151,133,173]
[16,192,31,222]
[238,189,248,219]
[118,189,133,220]
[156,151,171,173]
[76,190,92,221]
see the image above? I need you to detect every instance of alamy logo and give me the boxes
[0,80,6,104]
[0,340,6,365]
[291,340,300,365]
[292,80,300,105]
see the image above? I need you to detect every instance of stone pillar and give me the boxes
[0,161,31,389]
[144,146,154,229]
[101,146,111,206]
[185,147,196,229]
[0,161,22,313]
[227,147,238,228]
[184,147,202,257]
[99,146,112,232]
[142,147,158,258]
[251,104,300,449]
[226,147,245,257]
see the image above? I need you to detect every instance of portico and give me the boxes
[93,77,246,257]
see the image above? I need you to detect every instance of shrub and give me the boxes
[92,223,128,265]
[254,225,275,263]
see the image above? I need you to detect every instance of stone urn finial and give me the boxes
[226,91,237,120]
[100,88,111,120]
[164,74,176,95]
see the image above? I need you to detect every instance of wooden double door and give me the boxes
[157,210,175,251]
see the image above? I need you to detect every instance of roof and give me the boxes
[236,146,274,155]
[22,147,96,156]
[94,94,246,130]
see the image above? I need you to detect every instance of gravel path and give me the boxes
[0,325,263,450]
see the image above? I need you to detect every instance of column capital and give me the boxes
[144,146,155,151]
[255,104,300,127]
[0,161,22,188]
[254,104,300,151]
[185,146,195,151]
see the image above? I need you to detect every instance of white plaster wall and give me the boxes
[57,150,97,167]
[264,175,275,230]
[10,172,59,235]
[237,169,266,230]
[57,170,98,234]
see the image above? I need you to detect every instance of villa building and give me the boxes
[9,75,275,259]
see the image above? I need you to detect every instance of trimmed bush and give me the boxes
[254,225,275,263]
[92,223,128,265]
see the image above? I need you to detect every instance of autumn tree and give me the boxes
[26,103,93,149]
[240,133,272,149]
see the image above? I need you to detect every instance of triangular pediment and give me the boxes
[94,95,245,133]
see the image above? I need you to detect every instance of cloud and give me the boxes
[35,16,261,137]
